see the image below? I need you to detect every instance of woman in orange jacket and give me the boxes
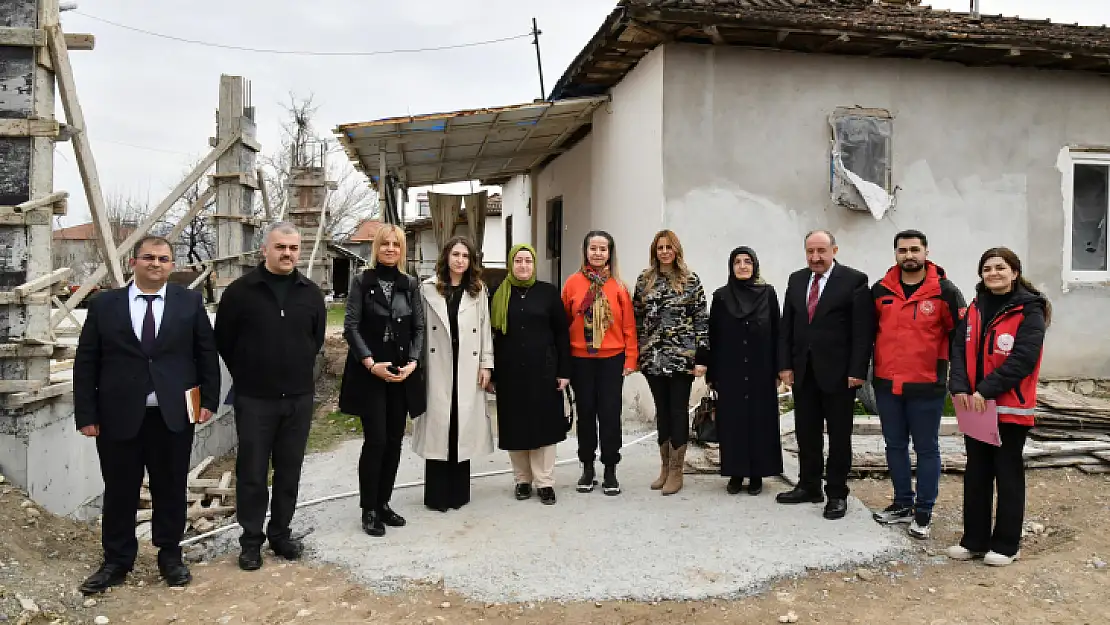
[562,230,638,495]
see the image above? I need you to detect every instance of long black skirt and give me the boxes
[424,350,471,511]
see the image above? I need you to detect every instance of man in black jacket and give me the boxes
[215,222,326,571]
[777,230,874,520]
[74,235,221,594]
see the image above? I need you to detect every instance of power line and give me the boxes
[72,11,533,56]
[96,137,197,157]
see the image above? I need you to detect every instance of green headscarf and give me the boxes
[491,243,538,334]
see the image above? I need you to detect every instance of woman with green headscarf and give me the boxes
[488,244,571,505]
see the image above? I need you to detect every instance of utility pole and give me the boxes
[532,18,546,100]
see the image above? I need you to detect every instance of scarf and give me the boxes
[577,264,614,353]
[490,244,538,335]
[724,246,771,319]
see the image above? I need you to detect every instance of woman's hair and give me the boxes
[369,224,407,271]
[642,229,690,294]
[435,235,483,297]
[977,246,1052,326]
[581,230,621,282]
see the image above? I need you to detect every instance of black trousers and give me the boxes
[644,373,694,448]
[793,362,855,499]
[571,354,625,466]
[234,393,313,549]
[960,422,1030,557]
[96,407,193,569]
[358,378,408,511]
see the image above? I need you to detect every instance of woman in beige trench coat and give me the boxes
[412,236,495,512]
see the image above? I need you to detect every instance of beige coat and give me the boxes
[411,279,495,461]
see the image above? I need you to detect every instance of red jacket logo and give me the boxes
[919,300,935,315]
[996,332,1015,355]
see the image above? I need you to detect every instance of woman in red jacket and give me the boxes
[948,247,1050,567]
[562,230,638,496]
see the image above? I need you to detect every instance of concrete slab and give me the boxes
[252,430,912,603]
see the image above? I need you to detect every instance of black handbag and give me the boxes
[564,385,576,433]
[691,389,718,445]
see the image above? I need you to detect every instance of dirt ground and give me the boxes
[1,467,1107,625]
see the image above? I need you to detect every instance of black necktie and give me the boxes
[140,294,159,354]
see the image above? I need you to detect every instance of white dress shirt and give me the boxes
[806,260,837,302]
[129,282,167,406]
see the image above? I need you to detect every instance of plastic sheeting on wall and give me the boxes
[830,110,894,220]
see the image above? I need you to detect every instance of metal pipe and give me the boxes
[532,18,546,100]
[970,0,980,19]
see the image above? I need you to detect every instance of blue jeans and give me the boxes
[875,389,945,516]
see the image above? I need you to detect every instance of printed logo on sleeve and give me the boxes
[996,333,1015,354]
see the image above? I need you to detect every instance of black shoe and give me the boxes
[577,463,596,493]
[776,486,824,504]
[537,487,557,505]
[747,477,763,496]
[79,564,128,595]
[158,560,192,587]
[362,510,386,537]
[872,503,913,525]
[515,483,533,500]
[602,465,621,496]
[238,547,263,571]
[270,537,305,560]
[726,477,744,495]
[823,498,848,520]
[379,504,406,527]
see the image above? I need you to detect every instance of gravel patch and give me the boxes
[198,429,913,603]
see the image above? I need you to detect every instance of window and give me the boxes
[830,108,894,219]
[1064,150,1110,283]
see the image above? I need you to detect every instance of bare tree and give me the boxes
[259,94,379,240]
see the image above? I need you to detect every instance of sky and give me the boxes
[52,0,1110,227]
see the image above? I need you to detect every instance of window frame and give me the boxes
[1062,148,1110,286]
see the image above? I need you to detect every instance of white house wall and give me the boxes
[660,44,1110,378]
[501,175,534,248]
[533,46,666,286]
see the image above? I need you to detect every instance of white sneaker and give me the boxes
[907,519,930,540]
[984,551,1020,566]
[946,545,985,561]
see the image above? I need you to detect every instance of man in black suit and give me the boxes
[74,236,221,594]
[777,230,874,519]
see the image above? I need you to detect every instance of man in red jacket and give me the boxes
[870,230,966,540]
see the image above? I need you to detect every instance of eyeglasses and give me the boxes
[138,254,172,264]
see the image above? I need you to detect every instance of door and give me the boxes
[546,198,563,284]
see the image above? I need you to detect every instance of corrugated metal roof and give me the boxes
[333,97,607,188]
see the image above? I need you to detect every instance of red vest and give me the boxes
[873,264,956,395]
[963,300,1041,426]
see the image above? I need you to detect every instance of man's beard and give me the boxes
[900,260,923,272]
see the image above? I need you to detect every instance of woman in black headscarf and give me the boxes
[696,246,784,495]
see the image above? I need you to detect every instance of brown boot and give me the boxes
[662,444,687,495]
[651,443,670,490]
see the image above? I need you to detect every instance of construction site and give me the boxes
[2,0,1110,623]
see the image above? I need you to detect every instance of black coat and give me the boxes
[74,284,221,441]
[338,268,426,417]
[214,264,326,399]
[778,263,874,393]
[698,286,783,478]
[490,281,572,451]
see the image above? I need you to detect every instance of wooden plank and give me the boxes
[46,23,125,287]
[187,456,215,481]
[0,343,53,358]
[14,190,66,211]
[0,292,49,305]
[51,295,82,333]
[186,505,235,520]
[52,344,77,360]
[13,266,71,297]
[2,380,73,407]
[0,379,45,393]
[64,33,94,51]
[167,185,216,243]
[187,264,214,290]
[256,168,272,220]
[0,118,59,138]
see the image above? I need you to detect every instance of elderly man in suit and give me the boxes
[74,235,221,594]
[777,230,874,519]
